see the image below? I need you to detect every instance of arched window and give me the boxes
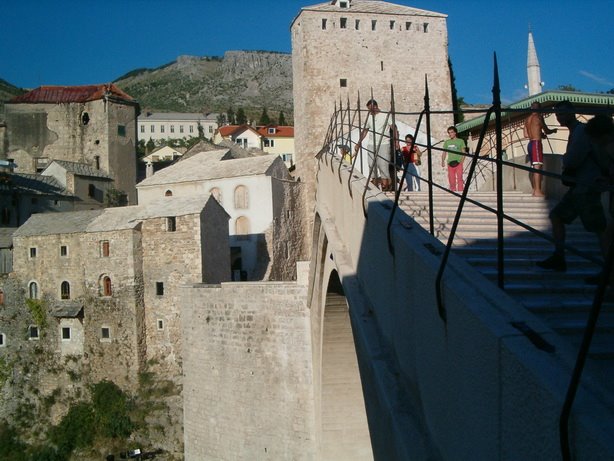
[60,281,70,300]
[209,187,222,204]
[102,276,112,297]
[234,185,249,209]
[28,281,38,299]
[235,216,250,238]
[165,190,173,197]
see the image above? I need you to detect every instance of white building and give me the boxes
[136,149,296,281]
[138,112,219,142]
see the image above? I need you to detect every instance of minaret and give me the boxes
[526,28,543,96]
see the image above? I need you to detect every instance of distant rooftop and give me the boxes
[137,149,282,188]
[9,83,135,104]
[44,160,113,180]
[139,112,219,122]
[13,195,215,237]
[457,90,614,133]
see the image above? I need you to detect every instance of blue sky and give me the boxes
[1,0,612,105]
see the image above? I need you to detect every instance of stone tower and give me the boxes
[291,0,453,233]
[527,29,543,96]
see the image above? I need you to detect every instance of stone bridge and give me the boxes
[181,142,614,459]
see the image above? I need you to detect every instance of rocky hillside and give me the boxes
[114,50,294,123]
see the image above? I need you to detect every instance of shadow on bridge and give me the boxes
[309,63,614,460]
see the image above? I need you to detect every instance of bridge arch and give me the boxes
[309,212,372,460]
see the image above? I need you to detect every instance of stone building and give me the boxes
[4,195,230,388]
[3,84,140,204]
[291,0,454,233]
[138,112,219,143]
[137,148,305,282]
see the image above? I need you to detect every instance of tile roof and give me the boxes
[9,84,135,104]
[217,125,261,138]
[257,125,294,138]
[1,172,71,196]
[136,149,282,187]
[299,0,446,17]
[46,160,113,180]
[50,302,83,318]
[13,196,217,237]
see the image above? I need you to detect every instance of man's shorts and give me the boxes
[528,140,544,166]
[550,188,607,233]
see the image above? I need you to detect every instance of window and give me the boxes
[88,184,96,198]
[29,247,37,258]
[101,240,110,257]
[167,217,176,232]
[157,319,164,330]
[235,216,250,237]
[322,18,327,30]
[355,19,360,30]
[208,126,213,133]
[101,326,111,341]
[81,112,90,125]
[117,125,126,137]
[170,125,175,133]
[0,333,5,347]
[102,276,112,297]
[381,61,384,71]
[29,325,39,340]
[209,187,222,203]
[340,78,347,88]
[268,127,276,134]
[423,22,429,32]
[371,20,377,31]
[340,17,347,29]
[60,245,68,257]
[234,185,249,209]
[161,125,165,133]
[165,190,173,197]
[140,125,145,133]
[156,282,164,296]
[405,21,412,31]
[180,125,184,133]
[150,125,155,133]
[339,1,348,7]
[28,281,38,299]
[0,289,4,305]
[94,156,100,170]
[61,281,70,300]
[61,327,71,341]
[189,125,194,133]
[264,139,275,148]
[390,20,395,30]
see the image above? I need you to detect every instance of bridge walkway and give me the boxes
[390,189,614,406]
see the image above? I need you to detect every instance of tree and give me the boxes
[607,88,614,95]
[146,138,155,154]
[227,107,236,125]
[278,111,287,126]
[557,84,580,92]
[259,107,271,126]
[216,113,227,126]
[236,108,247,125]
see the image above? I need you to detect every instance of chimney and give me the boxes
[146,162,154,178]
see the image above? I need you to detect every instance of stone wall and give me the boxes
[181,277,315,460]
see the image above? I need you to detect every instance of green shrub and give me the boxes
[49,402,95,457]
[0,421,28,461]
[91,380,133,438]
[25,299,47,328]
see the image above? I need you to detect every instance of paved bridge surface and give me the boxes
[311,152,614,460]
